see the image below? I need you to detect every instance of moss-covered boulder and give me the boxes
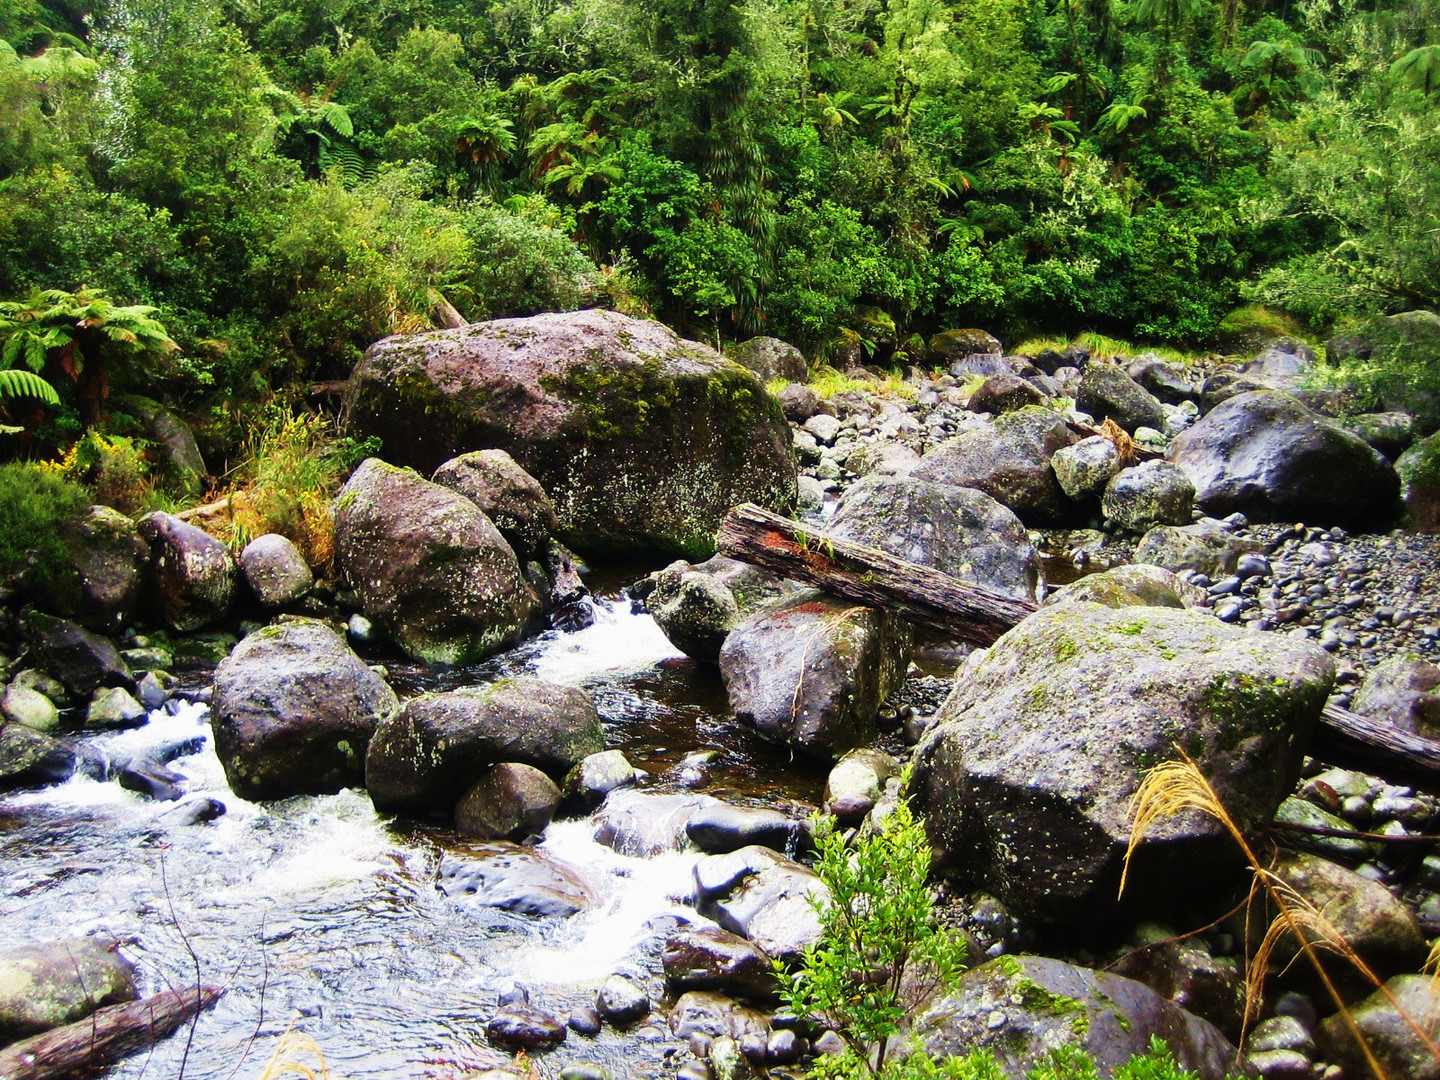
[212,618,398,800]
[341,309,796,559]
[1169,390,1400,528]
[1396,429,1440,532]
[0,938,137,1043]
[912,603,1333,925]
[431,449,559,563]
[718,590,910,759]
[31,506,147,634]
[915,955,1239,1079]
[333,458,540,665]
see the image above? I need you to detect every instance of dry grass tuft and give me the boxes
[1125,751,1440,1080]
[256,1020,332,1080]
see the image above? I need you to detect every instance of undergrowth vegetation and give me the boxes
[207,408,379,569]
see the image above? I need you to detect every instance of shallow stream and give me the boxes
[0,592,830,1079]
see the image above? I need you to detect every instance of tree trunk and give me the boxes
[716,503,1440,792]
[0,985,223,1080]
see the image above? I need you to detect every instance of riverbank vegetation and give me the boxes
[0,0,1436,463]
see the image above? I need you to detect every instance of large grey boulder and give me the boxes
[1043,564,1205,611]
[1101,461,1196,532]
[365,678,602,813]
[664,927,777,1003]
[647,560,741,664]
[454,762,562,842]
[1169,391,1400,527]
[430,449,559,563]
[136,512,237,632]
[914,955,1239,1079]
[828,475,1038,603]
[1051,436,1123,500]
[912,603,1334,924]
[341,309,796,559]
[928,328,1002,366]
[211,619,398,800]
[0,938,138,1043]
[333,458,540,665]
[1077,362,1166,433]
[719,591,910,759]
[911,407,1078,525]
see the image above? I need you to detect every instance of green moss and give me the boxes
[541,358,681,440]
[1054,637,1080,662]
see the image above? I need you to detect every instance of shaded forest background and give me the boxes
[1,0,1437,439]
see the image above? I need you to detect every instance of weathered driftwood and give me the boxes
[0,985,223,1080]
[716,503,1440,792]
[715,502,1037,648]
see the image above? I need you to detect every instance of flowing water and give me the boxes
[0,593,829,1079]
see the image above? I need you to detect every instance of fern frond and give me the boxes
[0,368,59,404]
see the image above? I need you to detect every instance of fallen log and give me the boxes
[716,503,1440,792]
[0,984,223,1080]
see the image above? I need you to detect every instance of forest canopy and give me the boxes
[0,0,1437,416]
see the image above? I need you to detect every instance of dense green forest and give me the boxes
[1,0,1437,436]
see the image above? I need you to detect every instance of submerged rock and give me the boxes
[439,841,596,918]
[341,309,796,559]
[719,591,910,758]
[211,618,398,800]
[912,603,1334,924]
[915,955,1239,1079]
[592,789,718,856]
[333,458,540,665]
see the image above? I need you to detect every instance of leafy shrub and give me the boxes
[40,430,157,515]
[460,194,600,319]
[776,783,969,1079]
[216,407,378,569]
[0,462,90,585]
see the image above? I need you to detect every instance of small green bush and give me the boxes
[0,462,90,586]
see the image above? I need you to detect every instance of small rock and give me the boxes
[596,974,650,1026]
[486,1004,566,1051]
[86,686,147,730]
